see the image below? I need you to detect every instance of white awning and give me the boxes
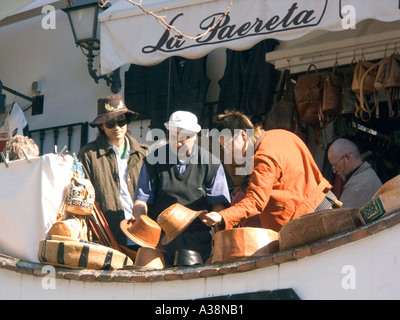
[0,0,38,21]
[99,0,400,74]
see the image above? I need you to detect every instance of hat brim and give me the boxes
[120,220,159,249]
[90,110,139,128]
[160,210,207,245]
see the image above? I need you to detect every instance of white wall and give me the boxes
[0,9,150,155]
[0,9,230,155]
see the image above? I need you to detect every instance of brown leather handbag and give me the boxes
[384,53,400,117]
[264,69,296,131]
[322,62,342,122]
[294,64,324,124]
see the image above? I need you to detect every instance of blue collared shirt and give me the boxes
[134,144,231,206]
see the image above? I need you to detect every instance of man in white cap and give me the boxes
[130,111,231,266]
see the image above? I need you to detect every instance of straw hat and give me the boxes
[120,215,161,248]
[157,203,206,245]
[90,95,138,128]
[132,247,165,270]
[212,227,279,263]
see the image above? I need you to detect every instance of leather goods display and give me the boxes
[120,215,161,249]
[294,64,324,124]
[64,176,95,215]
[212,227,279,263]
[279,208,361,251]
[173,249,204,267]
[352,59,378,121]
[264,69,296,131]
[157,203,206,245]
[38,235,133,270]
[358,175,400,224]
[322,62,342,121]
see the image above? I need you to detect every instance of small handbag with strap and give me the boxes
[294,64,324,124]
[322,62,343,123]
[264,69,296,131]
[383,53,400,117]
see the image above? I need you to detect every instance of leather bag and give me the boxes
[352,59,378,121]
[264,69,296,131]
[294,64,324,124]
[322,62,342,121]
[64,176,95,215]
[383,53,400,117]
[38,235,133,270]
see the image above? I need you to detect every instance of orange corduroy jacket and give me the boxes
[220,129,332,232]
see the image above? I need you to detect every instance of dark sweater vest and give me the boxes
[145,144,220,233]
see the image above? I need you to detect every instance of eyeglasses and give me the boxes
[221,131,242,149]
[331,153,351,169]
[104,118,127,129]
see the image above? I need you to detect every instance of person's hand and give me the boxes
[199,211,223,227]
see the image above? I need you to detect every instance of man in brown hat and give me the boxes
[78,95,148,246]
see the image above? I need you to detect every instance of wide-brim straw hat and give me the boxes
[212,227,279,263]
[157,203,206,245]
[90,94,138,128]
[120,215,161,249]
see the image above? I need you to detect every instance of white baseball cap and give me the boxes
[164,111,201,133]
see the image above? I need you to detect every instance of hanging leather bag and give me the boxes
[383,53,400,117]
[322,62,343,121]
[352,59,378,121]
[264,69,296,131]
[373,56,391,118]
[294,64,324,124]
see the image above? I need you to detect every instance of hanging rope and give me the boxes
[98,0,233,41]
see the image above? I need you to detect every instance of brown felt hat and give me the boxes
[212,227,279,263]
[131,247,165,270]
[157,203,206,245]
[90,94,138,128]
[120,215,161,249]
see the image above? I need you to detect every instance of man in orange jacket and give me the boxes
[201,111,337,232]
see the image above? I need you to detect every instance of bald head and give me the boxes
[328,138,362,178]
[328,138,361,160]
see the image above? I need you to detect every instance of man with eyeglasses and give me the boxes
[130,111,231,266]
[328,138,382,208]
[78,95,148,247]
[200,110,338,233]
